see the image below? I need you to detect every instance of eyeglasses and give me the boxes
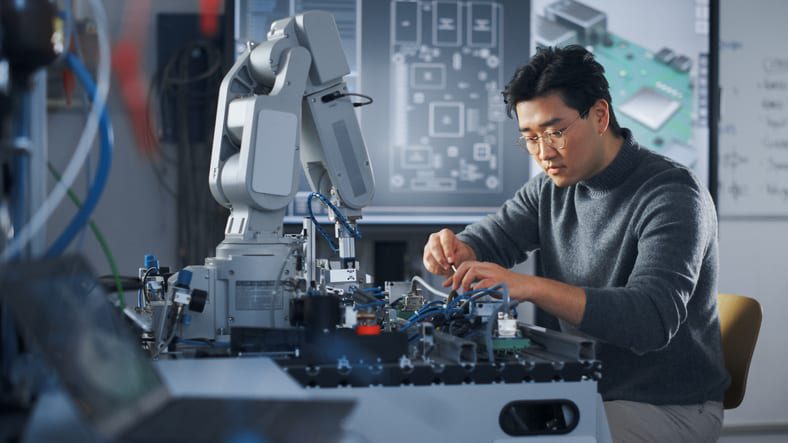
[517,113,583,154]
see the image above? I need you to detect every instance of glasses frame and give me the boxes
[518,113,584,154]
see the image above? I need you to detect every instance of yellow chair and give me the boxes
[717,293,762,409]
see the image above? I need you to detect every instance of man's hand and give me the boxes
[447,260,527,296]
[422,228,477,276]
[447,261,587,326]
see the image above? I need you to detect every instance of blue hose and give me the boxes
[306,192,362,252]
[46,53,113,257]
[11,93,31,238]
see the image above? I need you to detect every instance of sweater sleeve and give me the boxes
[579,171,716,354]
[455,176,543,268]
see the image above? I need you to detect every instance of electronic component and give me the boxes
[544,0,607,45]
[534,15,579,49]
[470,298,499,320]
[355,310,380,335]
[618,87,681,131]
[492,337,531,352]
[401,288,425,312]
[655,47,676,65]
[671,54,692,73]
[496,311,518,338]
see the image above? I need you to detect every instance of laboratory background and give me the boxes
[0,0,785,442]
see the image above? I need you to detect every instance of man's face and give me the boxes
[515,93,608,187]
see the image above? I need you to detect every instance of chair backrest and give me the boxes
[717,293,762,409]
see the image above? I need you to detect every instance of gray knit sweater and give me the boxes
[457,129,730,404]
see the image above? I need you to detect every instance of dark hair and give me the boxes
[503,45,622,136]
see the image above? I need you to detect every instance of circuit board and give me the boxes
[594,32,697,161]
[388,0,507,194]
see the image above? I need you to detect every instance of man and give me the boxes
[422,46,729,442]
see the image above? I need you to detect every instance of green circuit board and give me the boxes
[492,337,532,352]
[593,32,695,151]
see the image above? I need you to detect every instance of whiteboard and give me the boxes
[718,0,788,217]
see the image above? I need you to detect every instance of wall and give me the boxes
[715,0,788,437]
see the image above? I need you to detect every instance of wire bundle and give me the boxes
[147,39,226,267]
[398,284,510,332]
[306,192,362,253]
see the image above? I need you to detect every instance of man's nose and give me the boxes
[537,143,559,162]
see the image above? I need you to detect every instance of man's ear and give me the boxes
[591,98,610,135]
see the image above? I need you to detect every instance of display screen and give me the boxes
[235,0,716,224]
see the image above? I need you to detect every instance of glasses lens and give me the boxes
[547,131,565,150]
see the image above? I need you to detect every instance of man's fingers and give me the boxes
[424,233,449,273]
[453,262,477,292]
[423,252,449,276]
[430,242,449,271]
[439,229,457,264]
[460,267,480,292]
[475,278,495,291]
[450,264,465,291]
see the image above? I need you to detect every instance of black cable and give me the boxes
[161,39,225,266]
[147,69,178,165]
[148,160,177,198]
[140,267,158,303]
[98,275,142,292]
[160,41,222,86]
[321,91,374,108]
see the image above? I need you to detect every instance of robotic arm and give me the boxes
[143,11,376,343]
[208,11,375,266]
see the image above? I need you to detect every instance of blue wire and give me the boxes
[311,192,362,239]
[362,286,382,293]
[401,284,512,333]
[45,53,113,257]
[307,193,338,252]
[306,192,362,253]
[447,295,471,309]
[57,6,91,253]
[399,307,448,331]
[408,307,444,321]
[358,286,386,299]
[457,284,509,305]
[354,300,386,310]
[416,300,445,314]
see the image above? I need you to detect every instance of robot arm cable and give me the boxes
[306,192,362,253]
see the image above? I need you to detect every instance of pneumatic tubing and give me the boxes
[46,53,113,257]
[1,0,110,261]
